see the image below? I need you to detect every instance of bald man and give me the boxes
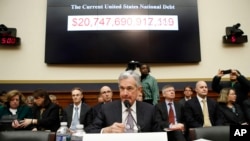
[92,86,113,118]
[184,81,223,128]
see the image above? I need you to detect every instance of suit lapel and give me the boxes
[114,101,122,122]
[136,102,144,128]
[160,102,168,120]
[69,104,74,122]
[194,97,203,116]
[174,102,181,121]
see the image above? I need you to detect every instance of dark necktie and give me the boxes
[168,103,175,124]
[125,108,134,133]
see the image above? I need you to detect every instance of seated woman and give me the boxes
[21,89,60,132]
[0,90,33,130]
[217,88,248,125]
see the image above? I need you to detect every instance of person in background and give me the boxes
[85,70,158,133]
[0,90,33,130]
[20,89,60,132]
[62,87,93,132]
[0,90,7,106]
[184,81,223,128]
[97,94,104,103]
[139,63,159,105]
[136,91,143,102]
[92,86,113,118]
[242,98,250,124]
[25,95,34,107]
[217,88,248,125]
[178,86,193,109]
[212,69,250,108]
[49,94,64,121]
[154,85,186,141]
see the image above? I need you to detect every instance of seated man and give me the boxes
[92,85,113,118]
[184,81,224,128]
[85,70,158,133]
[154,84,186,141]
[62,87,93,132]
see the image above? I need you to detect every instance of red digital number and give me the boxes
[1,37,6,44]
[1,37,17,45]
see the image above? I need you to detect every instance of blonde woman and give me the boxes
[217,88,248,125]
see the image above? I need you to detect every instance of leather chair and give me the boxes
[189,126,229,141]
[0,131,55,141]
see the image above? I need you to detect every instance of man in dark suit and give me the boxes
[62,87,93,131]
[92,85,113,118]
[178,86,193,109]
[154,84,186,141]
[85,70,157,133]
[184,81,223,128]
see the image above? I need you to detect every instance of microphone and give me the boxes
[123,100,141,132]
[124,100,131,109]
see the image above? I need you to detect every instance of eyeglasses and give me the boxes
[101,90,112,94]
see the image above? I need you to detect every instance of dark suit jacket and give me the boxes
[85,100,157,133]
[184,96,223,128]
[154,101,184,130]
[218,103,246,125]
[154,101,186,141]
[62,102,93,129]
[92,102,104,118]
[33,102,60,132]
[243,99,250,123]
[178,98,186,109]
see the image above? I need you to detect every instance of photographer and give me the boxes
[212,69,250,108]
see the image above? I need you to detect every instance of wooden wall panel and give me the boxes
[22,90,221,108]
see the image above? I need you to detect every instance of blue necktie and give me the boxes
[71,107,79,130]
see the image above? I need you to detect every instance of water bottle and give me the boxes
[71,124,85,141]
[56,122,71,141]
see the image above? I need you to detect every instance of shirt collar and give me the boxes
[165,100,174,105]
[122,101,137,112]
[74,102,82,108]
[196,95,207,102]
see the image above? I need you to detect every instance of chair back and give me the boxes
[189,126,229,141]
[0,131,55,141]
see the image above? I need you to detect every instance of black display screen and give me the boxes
[45,0,200,64]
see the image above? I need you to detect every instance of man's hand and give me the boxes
[102,122,125,133]
[169,123,185,131]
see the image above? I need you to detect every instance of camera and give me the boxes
[126,60,141,71]
[222,69,232,74]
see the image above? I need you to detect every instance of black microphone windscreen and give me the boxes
[124,100,131,108]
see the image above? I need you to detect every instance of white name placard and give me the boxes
[84,132,168,141]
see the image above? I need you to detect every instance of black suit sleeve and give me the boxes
[154,104,170,130]
[212,76,222,93]
[243,99,250,123]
